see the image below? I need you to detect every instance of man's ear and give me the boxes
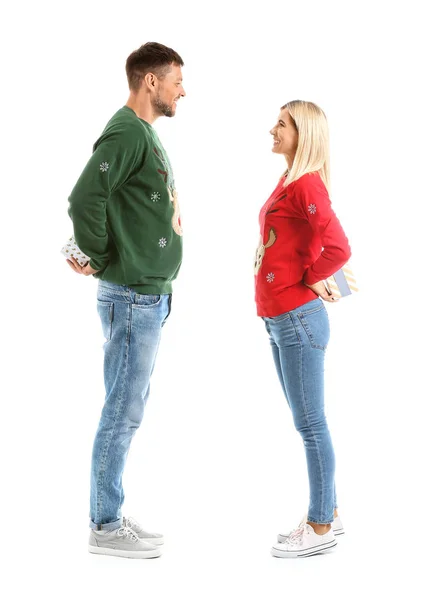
[145,73,156,90]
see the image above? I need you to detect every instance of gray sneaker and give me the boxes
[123,516,164,545]
[89,525,162,559]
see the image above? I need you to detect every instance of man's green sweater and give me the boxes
[68,106,183,294]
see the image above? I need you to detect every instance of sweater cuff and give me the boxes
[303,268,320,286]
[89,257,108,272]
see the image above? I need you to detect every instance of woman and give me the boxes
[255,100,351,558]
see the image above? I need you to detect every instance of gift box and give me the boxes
[325,263,358,297]
[61,235,90,267]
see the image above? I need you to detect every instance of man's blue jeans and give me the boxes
[263,298,337,524]
[89,281,171,531]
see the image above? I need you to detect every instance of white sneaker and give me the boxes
[89,525,161,559]
[123,516,164,545]
[277,514,345,543]
[272,523,337,558]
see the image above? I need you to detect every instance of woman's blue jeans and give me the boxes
[263,298,337,524]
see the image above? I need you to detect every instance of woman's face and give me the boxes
[270,108,298,159]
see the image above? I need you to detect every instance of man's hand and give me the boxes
[305,280,340,303]
[67,257,100,276]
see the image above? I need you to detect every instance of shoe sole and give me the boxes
[141,537,165,546]
[88,545,162,559]
[277,528,345,544]
[271,539,337,558]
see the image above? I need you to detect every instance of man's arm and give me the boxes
[68,132,141,272]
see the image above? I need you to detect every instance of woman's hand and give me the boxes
[305,280,340,303]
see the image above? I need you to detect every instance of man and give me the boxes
[66,42,186,559]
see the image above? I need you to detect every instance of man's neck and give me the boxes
[125,94,157,124]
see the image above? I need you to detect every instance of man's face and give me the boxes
[153,64,186,118]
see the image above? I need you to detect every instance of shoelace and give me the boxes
[283,515,306,538]
[125,516,142,531]
[286,524,311,546]
[117,526,140,542]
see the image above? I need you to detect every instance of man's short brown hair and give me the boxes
[126,42,184,91]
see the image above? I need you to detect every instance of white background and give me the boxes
[2,0,420,598]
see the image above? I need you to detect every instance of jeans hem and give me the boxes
[307,517,334,525]
[89,517,122,531]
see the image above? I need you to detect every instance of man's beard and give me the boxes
[153,92,174,118]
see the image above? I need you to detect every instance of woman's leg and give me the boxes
[266,299,335,528]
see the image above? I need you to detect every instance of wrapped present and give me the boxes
[325,263,358,297]
[61,235,90,267]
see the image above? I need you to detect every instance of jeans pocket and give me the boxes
[162,295,172,326]
[267,313,290,324]
[297,305,330,350]
[97,301,114,342]
[133,294,161,307]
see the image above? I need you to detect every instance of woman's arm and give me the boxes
[295,173,351,286]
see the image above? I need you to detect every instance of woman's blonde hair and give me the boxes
[281,100,330,192]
